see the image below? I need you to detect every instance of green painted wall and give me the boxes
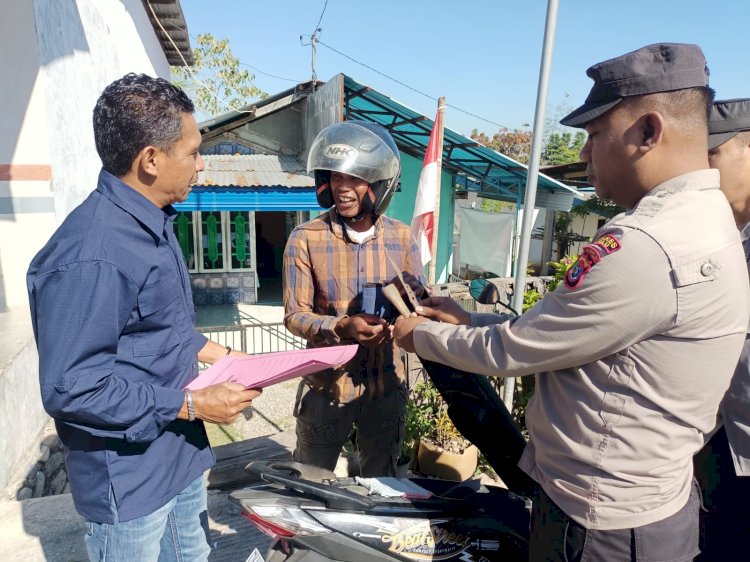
[385,151,454,282]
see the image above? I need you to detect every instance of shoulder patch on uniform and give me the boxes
[564,233,622,289]
[591,234,621,256]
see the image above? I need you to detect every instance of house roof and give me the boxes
[541,161,591,188]
[196,155,313,188]
[194,74,583,210]
[141,0,194,66]
[198,82,317,146]
[342,75,582,209]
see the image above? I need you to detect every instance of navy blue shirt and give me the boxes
[27,170,213,523]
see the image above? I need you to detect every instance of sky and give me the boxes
[178,0,750,138]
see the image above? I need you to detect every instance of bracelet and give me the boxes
[225,346,232,355]
[184,389,195,422]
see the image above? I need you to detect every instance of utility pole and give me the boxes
[505,0,560,411]
[310,29,319,84]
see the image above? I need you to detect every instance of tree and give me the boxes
[541,131,586,165]
[472,111,619,264]
[480,198,514,213]
[170,33,266,117]
[471,128,533,164]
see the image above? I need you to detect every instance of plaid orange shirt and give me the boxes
[283,209,426,403]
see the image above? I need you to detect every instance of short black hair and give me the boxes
[93,73,195,176]
[629,86,715,131]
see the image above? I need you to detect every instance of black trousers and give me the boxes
[530,483,700,562]
[694,426,750,562]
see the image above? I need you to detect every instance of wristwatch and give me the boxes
[184,389,196,422]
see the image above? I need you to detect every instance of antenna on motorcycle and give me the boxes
[468,278,519,316]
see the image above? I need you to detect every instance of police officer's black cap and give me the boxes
[708,98,750,150]
[560,43,709,128]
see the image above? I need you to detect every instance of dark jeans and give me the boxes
[694,426,750,561]
[530,482,700,562]
[293,382,407,477]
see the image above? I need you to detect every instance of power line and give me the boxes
[238,62,303,83]
[159,0,509,130]
[316,39,512,131]
[313,0,329,34]
[182,29,303,83]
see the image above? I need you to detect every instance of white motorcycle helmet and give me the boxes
[307,120,401,218]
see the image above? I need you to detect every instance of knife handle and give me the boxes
[383,283,412,318]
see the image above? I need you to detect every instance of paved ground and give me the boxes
[0,302,503,560]
[196,303,299,440]
[0,304,295,561]
[0,483,273,562]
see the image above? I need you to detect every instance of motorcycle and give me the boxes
[230,279,535,561]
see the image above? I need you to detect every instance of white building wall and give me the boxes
[567,213,604,257]
[0,0,177,494]
[0,0,52,312]
[0,0,172,310]
[34,0,171,220]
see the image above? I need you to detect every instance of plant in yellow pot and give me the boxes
[409,380,478,481]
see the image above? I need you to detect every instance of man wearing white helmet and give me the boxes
[283,120,426,476]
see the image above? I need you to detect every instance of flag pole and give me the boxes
[428,97,446,285]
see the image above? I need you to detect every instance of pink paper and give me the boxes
[185,344,359,391]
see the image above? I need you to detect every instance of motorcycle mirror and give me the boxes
[468,278,520,316]
[469,278,500,305]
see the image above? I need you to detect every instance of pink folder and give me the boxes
[185,344,359,391]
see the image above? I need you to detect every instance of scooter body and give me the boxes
[230,358,536,561]
[232,460,530,561]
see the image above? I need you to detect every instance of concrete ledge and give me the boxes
[0,494,87,561]
[0,307,49,495]
[0,430,297,561]
[0,489,272,562]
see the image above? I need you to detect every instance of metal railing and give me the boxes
[198,322,307,355]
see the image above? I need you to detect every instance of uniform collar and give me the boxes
[648,168,720,196]
[96,169,175,243]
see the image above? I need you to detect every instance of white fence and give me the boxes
[198,322,307,355]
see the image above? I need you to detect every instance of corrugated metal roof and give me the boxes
[194,75,582,210]
[196,155,313,188]
[342,75,582,209]
[141,0,194,66]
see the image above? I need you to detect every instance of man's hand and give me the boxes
[393,315,429,353]
[335,313,392,348]
[198,339,244,365]
[190,382,262,425]
[416,296,471,326]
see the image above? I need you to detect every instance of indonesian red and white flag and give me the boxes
[411,109,443,266]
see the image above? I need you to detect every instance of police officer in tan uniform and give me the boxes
[694,98,750,561]
[395,43,750,562]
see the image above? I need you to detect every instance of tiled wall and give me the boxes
[190,272,257,305]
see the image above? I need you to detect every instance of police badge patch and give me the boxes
[564,233,622,289]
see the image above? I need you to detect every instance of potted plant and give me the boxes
[408,380,478,481]
[396,399,421,477]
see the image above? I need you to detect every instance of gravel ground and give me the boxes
[234,377,299,439]
[196,303,301,441]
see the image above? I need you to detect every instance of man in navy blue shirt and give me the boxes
[26,73,260,561]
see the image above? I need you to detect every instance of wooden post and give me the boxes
[540,209,556,275]
[428,97,446,285]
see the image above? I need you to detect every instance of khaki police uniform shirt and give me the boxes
[413,169,750,530]
[720,224,750,476]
